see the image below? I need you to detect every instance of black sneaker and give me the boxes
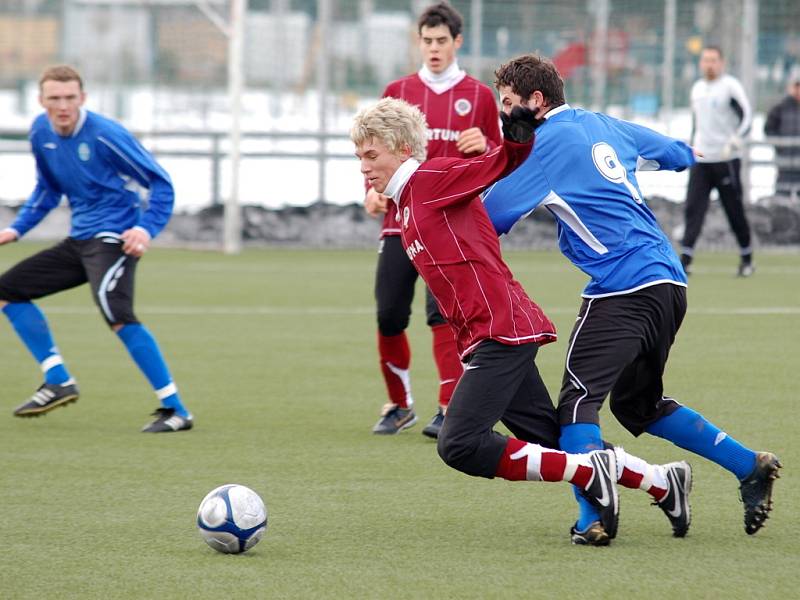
[653,461,692,537]
[737,262,755,277]
[579,449,619,540]
[421,407,445,439]
[372,403,417,434]
[142,407,194,433]
[570,521,610,546]
[680,254,692,276]
[13,382,79,417]
[739,452,782,535]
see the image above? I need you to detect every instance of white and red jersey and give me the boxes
[376,71,502,238]
[384,140,557,359]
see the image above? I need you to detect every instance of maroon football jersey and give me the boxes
[389,140,557,358]
[378,73,502,237]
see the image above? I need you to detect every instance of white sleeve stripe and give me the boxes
[542,191,609,255]
[421,184,487,205]
[97,136,150,183]
[636,156,661,171]
[31,188,48,209]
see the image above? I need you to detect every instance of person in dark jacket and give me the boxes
[764,78,800,197]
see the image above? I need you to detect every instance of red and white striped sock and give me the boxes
[378,331,412,408]
[495,438,594,487]
[430,324,461,409]
[613,447,668,501]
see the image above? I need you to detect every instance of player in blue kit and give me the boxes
[0,65,192,433]
[483,54,781,542]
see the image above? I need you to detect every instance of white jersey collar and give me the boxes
[418,61,466,94]
[543,103,570,119]
[71,108,88,137]
[385,158,421,204]
[50,107,88,138]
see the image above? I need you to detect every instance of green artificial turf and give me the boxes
[0,244,796,599]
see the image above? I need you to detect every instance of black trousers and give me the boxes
[374,235,447,336]
[437,341,560,479]
[681,160,752,252]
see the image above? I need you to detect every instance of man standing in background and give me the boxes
[764,77,800,198]
[364,2,502,437]
[680,46,755,277]
[0,65,193,433]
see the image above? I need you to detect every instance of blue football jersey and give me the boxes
[483,104,695,297]
[10,109,174,240]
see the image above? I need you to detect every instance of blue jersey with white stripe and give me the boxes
[10,110,174,240]
[483,105,695,297]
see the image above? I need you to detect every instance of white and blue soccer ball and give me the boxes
[197,484,268,554]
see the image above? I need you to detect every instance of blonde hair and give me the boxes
[351,97,428,162]
[39,65,83,91]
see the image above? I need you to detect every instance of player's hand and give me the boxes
[500,106,543,144]
[364,188,389,217]
[456,127,487,154]
[0,229,18,245]
[121,227,151,257]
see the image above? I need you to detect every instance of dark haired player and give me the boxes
[483,53,780,539]
[364,2,502,437]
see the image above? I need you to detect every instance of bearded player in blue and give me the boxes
[0,65,192,433]
[483,55,780,544]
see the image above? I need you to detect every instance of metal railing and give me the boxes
[0,128,356,207]
[2,129,799,205]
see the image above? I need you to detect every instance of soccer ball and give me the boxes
[197,484,268,554]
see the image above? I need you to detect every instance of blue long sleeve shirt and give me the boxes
[9,109,174,240]
[483,104,695,297]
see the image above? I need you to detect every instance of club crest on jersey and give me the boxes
[403,206,410,229]
[454,98,472,116]
[78,142,91,161]
[405,238,425,260]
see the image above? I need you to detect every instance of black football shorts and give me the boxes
[0,235,140,326]
[556,283,686,435]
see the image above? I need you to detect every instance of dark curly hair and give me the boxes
[494,54,565,107]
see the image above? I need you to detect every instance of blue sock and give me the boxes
[646,406,756,480]
[560,423,604,531]
[116,323,189,418]
[3,302,72,385]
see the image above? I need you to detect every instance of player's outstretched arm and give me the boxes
[419,133,533,211]
[8,177,63,239]
[620,119,695,172]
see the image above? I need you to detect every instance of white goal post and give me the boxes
[72,0,245,254]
